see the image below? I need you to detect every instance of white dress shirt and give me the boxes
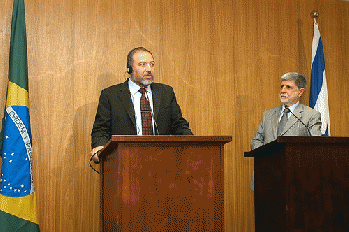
[128,79,155,135]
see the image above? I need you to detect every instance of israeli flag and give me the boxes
[309,21,330,136]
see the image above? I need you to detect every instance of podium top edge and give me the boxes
[276,136,349,144]
[109,135,232,143]
[244,136,349,157]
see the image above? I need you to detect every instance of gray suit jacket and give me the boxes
[251,103,322,150]
[249,103,321,191]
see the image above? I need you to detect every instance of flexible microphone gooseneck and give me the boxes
[280,106,312,136]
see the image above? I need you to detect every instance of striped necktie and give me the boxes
[277,108,290,136]
[139,88,153,135]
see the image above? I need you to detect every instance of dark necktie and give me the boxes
[277,108,290,136]
[139,88,153,135]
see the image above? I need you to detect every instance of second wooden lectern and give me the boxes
[99,135,232,231]
[245,136,349,231]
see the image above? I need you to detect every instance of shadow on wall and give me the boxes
[62,72,120,230]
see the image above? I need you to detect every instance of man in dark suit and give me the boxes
[91,47,193,162]
[249,72,321,190]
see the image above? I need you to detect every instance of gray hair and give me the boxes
[280,72,306,89]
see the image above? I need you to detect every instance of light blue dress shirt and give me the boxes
[279,101,299,122]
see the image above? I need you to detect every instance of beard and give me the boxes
[280,93,298,105]
[139,78,153,86]
[132,72,154,87]
[280,93,289,103]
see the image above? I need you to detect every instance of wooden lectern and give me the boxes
[99,135,232,232]
[245,136,349,231]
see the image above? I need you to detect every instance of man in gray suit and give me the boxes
[250,72,322,190]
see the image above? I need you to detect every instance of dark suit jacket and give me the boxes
[91,79,193,148]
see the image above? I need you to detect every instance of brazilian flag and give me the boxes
[0,0,40,231]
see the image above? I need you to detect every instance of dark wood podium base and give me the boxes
[100,135,231,232]
[245,136,349,232]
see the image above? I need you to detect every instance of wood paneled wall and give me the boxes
[1,0,348,231]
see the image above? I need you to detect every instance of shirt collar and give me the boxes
[128,78,151,94]
[282,101,299,113]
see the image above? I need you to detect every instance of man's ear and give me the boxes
[299,88,305,97]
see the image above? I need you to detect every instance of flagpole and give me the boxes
[311,10,319,24]
[309,9,331,136]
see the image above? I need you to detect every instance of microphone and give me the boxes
[280,106,312,136]
[153,117,159,135]
[144,91,159,135]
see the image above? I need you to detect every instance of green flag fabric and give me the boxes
[0,0,40,231]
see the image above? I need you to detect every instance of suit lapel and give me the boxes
[272,106,282,138]
[118,79,137,127]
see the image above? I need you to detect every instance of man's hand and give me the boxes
[90,146,104,163]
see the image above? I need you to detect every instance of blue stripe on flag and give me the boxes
[309,37,325,107]
[0,106,33,197]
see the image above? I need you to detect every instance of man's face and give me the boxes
[279,80,304,106]
[130,51,155,86]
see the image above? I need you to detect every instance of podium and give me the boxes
[99,135,232,231]
[245,136,349,231]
